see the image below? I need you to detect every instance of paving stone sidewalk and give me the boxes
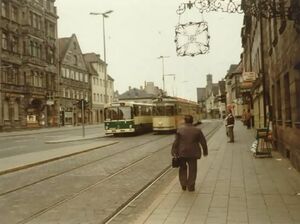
[134,122,300,224]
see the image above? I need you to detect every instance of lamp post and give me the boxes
[90,10,113,104]
[157,56,170,93]
[164,74,176,96]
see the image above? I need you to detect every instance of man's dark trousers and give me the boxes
[179,158,197,190]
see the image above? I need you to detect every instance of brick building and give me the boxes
[0,0,58,130]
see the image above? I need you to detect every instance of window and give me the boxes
[13,101,19,120]
[2,32,8,50]
[94,93,96,101]
[276,80,282,121]
[11,6,18,22]
[296,78,300,122]
[3,101,9,121]
[284,73,291,122]
[47,47,55,64]
[1,2,8,18]
[7,69,17,84]
[11,36,19,53]
[97,94,99,102]
[30,41,34,56]
[65,69,69,78]
[49,23,55,38]
[84,74,88,83]
[79,73,83,81]
[74,55,78,65]
[70,70,74,79]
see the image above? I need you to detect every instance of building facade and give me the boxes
[58,34,91,126]
[84,53,114,124]
[0,0,58,130]
[241,0,300,170]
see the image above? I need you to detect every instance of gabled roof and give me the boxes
[58,37,71,60]
[83,53,114,81]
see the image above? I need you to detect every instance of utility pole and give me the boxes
[90,10,113,105]
[158,56,170,93]
[81,99,85,138]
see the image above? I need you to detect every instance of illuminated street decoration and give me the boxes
[175,22,210,57]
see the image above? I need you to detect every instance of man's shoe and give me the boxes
[188,186,195,192]
[181,186,186,191]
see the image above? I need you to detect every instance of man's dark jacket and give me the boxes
[172,124,208,159]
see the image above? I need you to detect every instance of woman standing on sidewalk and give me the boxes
[171,115,208,192]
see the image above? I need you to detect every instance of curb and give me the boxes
[0,141,118,176]
[45,135,106,144]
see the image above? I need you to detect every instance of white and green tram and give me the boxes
[104,102,153,135]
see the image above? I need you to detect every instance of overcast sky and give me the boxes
[56,0,243,101]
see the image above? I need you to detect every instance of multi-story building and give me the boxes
[0,0,58,130]
[241,0,300,170]
[58,34,91,126]
[197,74,220,119]
[84,52,114,123]
[225,63,245,118]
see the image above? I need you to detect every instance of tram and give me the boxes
[152,97,201,132]
[104,102,153,135]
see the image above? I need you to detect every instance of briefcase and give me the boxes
[172,157,181,168]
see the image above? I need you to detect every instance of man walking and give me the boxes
[225,109,235,143]
[171,115,208,192]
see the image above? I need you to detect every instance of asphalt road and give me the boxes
[0,125,105,158]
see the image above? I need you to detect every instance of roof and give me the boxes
[119,88,156,99]
[83,53,114,81]
[212,84,219,96]
[58,37,71,60]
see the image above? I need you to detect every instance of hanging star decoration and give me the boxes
[175,21,210,57]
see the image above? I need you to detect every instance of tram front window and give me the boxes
[104,107,119,121]
[119,107,132,120]
[104,107,132,120]
[154,105,175,116]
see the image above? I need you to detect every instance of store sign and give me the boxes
[242,72,257,82]
[65,112,73,118]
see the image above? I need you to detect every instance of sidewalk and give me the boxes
[133,122,300,224]
[0,141,118,175]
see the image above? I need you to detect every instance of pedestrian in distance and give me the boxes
[225,109,235,143]
[242,109,246,125]
[171,115,208,192]
[245,109,252,129]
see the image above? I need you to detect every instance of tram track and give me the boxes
[1,122,221,224]
[104,122,222,224]
[0,133,171,197]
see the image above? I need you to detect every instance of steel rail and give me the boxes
[104,122,222,224]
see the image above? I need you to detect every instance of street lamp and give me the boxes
[157,56,170,93]
[164,74,176,96]
[90,10,113,104]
